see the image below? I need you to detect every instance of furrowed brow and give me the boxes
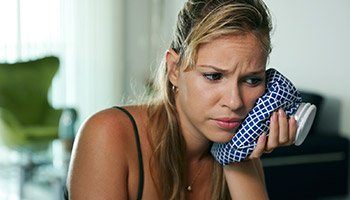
[245,69,265,76]
[196,65,228,73]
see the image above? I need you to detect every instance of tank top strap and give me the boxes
[113,106,144,200]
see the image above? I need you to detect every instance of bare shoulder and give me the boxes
[72,107,135,159]
[67,105,148,199]
[76,107,135,145]
[70,105,148,168]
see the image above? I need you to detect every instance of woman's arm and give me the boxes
[224,159,269,200]
[224,109,297,199]
[67,109,130,200]
[253,158,266,186]
[223,131,269,199]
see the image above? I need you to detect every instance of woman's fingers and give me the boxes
[248,108,299,160]
[266,111,278,152]
[288,117,297,145]
[248,133,267,159]
[265,108,296,152]
[278,109,289,145]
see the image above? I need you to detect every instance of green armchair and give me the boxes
[0,56,74,151]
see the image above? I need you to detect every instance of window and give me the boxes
[0,0,62,63]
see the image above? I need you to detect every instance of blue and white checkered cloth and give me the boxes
[211,68,302,165]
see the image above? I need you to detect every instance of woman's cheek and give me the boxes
[244,86,265,110]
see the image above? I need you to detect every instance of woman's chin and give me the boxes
[210,132,236,143]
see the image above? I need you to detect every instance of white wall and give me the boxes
[264,0,350,138]
[124,0,185,102]
[56,0,125,125]
[123,0,151,102]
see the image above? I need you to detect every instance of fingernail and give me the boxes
[278,108,285,117]
[272,111,277,121]
[289,116,295,122]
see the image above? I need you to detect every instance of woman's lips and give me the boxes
[214,118,241,130]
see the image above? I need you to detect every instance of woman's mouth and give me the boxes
[213,118,241,130]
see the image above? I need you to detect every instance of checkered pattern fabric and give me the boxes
[211,68,302,165]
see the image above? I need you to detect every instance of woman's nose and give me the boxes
[221,84,244,111]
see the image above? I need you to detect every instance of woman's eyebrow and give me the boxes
[196,64,228,73]
[197,64,265,75]
[245,69,265,75]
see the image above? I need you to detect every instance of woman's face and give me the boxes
[173,33,267,143]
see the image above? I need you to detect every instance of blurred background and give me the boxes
[0,0,349,199]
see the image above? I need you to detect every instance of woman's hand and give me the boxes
[223,108,296,200]
[248,108,297,159]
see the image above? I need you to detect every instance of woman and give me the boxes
[67,0,297,199]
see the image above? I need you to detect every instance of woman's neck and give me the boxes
[174,101,212,162]
[182,129,212,163]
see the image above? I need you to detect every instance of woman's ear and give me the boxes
[166,49,180,87]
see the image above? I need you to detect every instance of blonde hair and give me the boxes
[146,0,272,199]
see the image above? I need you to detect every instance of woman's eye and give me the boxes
[203,73,223,81]
[245,77,262,86]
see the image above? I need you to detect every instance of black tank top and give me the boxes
[63,106,144,199]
